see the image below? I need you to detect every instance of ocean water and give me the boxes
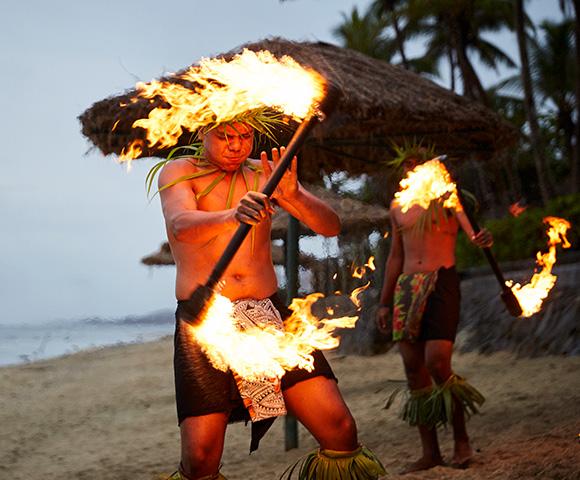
[0,309,175,367]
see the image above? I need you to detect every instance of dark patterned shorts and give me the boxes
[173,292,336,425]
[416,266,461,342]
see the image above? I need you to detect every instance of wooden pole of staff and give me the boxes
[441,155,523,317]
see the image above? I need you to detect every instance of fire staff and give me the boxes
[376,143,492,474]
[157,115,385,480]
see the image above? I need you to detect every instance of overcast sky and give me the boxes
[0,0,562,326]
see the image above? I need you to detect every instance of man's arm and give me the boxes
[455,208,493,249]
[260,148,341,238]
[376,203,404,334]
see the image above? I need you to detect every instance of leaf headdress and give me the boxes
[145,107,288,198]
[385,137,437,174]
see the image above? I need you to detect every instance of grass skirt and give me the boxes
[280,444,386,480]
[386,374,485,429]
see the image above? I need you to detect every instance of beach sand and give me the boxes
[1,336,579,480]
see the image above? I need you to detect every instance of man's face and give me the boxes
[202,122,255,171]
[403,155,423,175]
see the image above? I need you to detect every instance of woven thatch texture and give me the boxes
[78,38,518,182]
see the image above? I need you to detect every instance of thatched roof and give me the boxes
[79,37,518,183]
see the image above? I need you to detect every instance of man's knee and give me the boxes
[330,409,358,441]
[426,358,452,384]
[342,413,358,439]
[182,442,220,468]
[180,415,227,474]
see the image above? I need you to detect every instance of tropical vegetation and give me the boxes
[329,0,579,269]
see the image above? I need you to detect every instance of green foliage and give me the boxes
[455,194,580,269]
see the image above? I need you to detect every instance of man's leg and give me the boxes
[282,376,385,479]
[424,339,472,467]
[398,341,444,473]
[179,413,229,479]
[283,375,358,451]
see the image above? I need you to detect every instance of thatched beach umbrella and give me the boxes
[79,37,518,183]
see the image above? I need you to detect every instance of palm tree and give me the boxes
[372,0,441,76]
[492,18,576,196]
[531,19,576,190]
[332,7,396,61]
[558,0,580,191]
[514,0,554,204]
[486,86,528,204]
[400,0,517,106]
[371,0,411,68]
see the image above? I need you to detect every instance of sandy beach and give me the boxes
[1,336,579,480]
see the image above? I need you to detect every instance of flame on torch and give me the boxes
[507,217,571,317]
[118,49,326,165]
[189,256,375,381]
[188,292,358,381]
[395,158,460,212]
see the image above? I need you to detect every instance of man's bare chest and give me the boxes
[192,169,264,211]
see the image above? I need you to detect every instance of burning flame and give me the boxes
[118,140,145,170]
[118,49,326,165]
[395,158,460,212]
[189,292,357,381]
[507,217,571,317]
[189,256,375,381]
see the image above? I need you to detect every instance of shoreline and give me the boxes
[0,312,174,368]
[1,338,579,479]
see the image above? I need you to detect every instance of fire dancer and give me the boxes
[376,144,492,473]
[158,115,385,480]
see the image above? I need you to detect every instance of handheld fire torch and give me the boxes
[179,83,341,326]
[441,155,523,317]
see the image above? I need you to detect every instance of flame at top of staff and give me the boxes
[395,158,460,212]
[119,49,327,162]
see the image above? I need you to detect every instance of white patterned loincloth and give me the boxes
[231,298,287,422]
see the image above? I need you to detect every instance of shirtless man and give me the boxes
[376,153,491,473]
[159,121,385,480]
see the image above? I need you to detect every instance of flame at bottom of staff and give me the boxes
[507,216,571,317]
[186,292,360,382]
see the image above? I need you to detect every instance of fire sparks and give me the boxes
[352,256,376,279]
[509,202,528,217]
[118,49,326,165]
[507,217,571,317]
[395,158,460,212]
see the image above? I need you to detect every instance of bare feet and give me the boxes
[450,442,473,468]
[401,455,445,474]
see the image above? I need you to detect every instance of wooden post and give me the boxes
[284,213,299,450]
